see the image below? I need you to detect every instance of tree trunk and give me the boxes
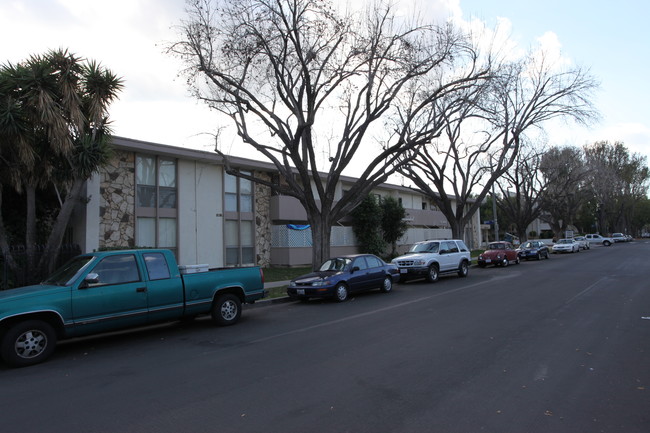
[0,190,18,287]
[25,184,37,278]
[308,214,332,271]
[38,178,85,276]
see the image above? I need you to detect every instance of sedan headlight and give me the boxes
[312,280,330,287]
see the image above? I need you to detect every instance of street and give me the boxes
[1,241,650,433]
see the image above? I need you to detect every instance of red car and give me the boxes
[477,242,520,267]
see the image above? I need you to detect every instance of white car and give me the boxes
[552,238,580,253]
[611,233,628,243]
[584,233,613,246]
[392,239,471,283]
[573,236,591,250]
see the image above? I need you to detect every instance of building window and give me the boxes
[136,155,177,255]
[224,171,255,266]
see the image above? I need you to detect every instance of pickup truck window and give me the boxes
[143,252,171,280]
[92,254,141,285]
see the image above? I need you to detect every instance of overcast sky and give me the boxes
[2,0,649,166]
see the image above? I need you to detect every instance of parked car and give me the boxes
[552,238,580,253]
[478,242,520,267]
[611,233,628,243]
[573,236,591,250]
[0,249,265,367]
[287,254,399,302]
[584,233,613,246]
[391,239,471,283]
[517,240,550,260]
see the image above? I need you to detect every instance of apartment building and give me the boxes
[71,136,482,267]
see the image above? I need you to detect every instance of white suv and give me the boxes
[392,239,471,283]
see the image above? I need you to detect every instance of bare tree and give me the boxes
[495,143,548,242]
[538,146,588,238]
[584,141,650,233]
[171,0,489,267]
[399,52,598,242]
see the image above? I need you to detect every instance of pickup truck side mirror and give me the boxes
[80,273,100,288]
[351,266,360,273]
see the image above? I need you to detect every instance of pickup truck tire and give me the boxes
[426,264,439,283]
[211,294,242,326]
[1,320,57,367]
[603,240,612,246]
[457,261,469,277]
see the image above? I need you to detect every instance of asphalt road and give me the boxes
[1,241,650,433]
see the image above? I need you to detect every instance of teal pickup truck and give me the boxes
[0,249,265,367]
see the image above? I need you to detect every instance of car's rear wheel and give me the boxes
[211,294,242,326]
[334,283,349,302]
[426,264,439,283]
[457,261,469,277]
[380,277,393,293]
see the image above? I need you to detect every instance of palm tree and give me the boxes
[0,49,123,281]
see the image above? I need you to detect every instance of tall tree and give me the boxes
[171,0,491,268]
[538,146,587,239]
[0,50,122,279]
[380,196,407,257]
[583,141,649,234]
[399,53,598,241]
[495,144,548,242]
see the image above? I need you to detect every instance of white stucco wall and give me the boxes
[177,160,224,267]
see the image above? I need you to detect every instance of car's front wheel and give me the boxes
[426,264,439,283]
[1,320,57,367]
[603,240,612,246]
[334,283,349,302]
[501,258,509,267]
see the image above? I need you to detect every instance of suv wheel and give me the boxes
[426,264,439,283]
[457,261,469,278]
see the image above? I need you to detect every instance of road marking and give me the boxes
[245,273,522,345]
[563,277,608,306]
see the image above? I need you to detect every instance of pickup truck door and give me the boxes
[71,253,149,335]
[141,252,184,321]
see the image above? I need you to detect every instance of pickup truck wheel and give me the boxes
[380,276,393,293]
[1,320,57,367]
[603,240,611,246]
[426,264,439,283]
[211,294,242,326]
[334,283,349,302]
[457,261,469,277]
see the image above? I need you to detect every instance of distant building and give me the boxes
[70,136,482,267]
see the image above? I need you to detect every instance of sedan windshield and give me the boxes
[319,258,352,272]
[521,242,534,248]
[489,243,506,250]
[558,239,573,244]
[42,256,95,286]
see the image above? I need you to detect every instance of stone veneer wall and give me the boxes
[99,150,135,249]
[254,171,272,267]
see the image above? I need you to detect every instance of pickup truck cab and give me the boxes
[391,239,471,283]
[0,249,265,367]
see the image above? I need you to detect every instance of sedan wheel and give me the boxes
[380,277,393,293]
[334,283,349,302]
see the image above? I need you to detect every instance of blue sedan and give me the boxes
[287,254,400,302]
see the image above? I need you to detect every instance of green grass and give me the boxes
[263,266,311,282]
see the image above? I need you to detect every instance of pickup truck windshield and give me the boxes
[42,256,95,286]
